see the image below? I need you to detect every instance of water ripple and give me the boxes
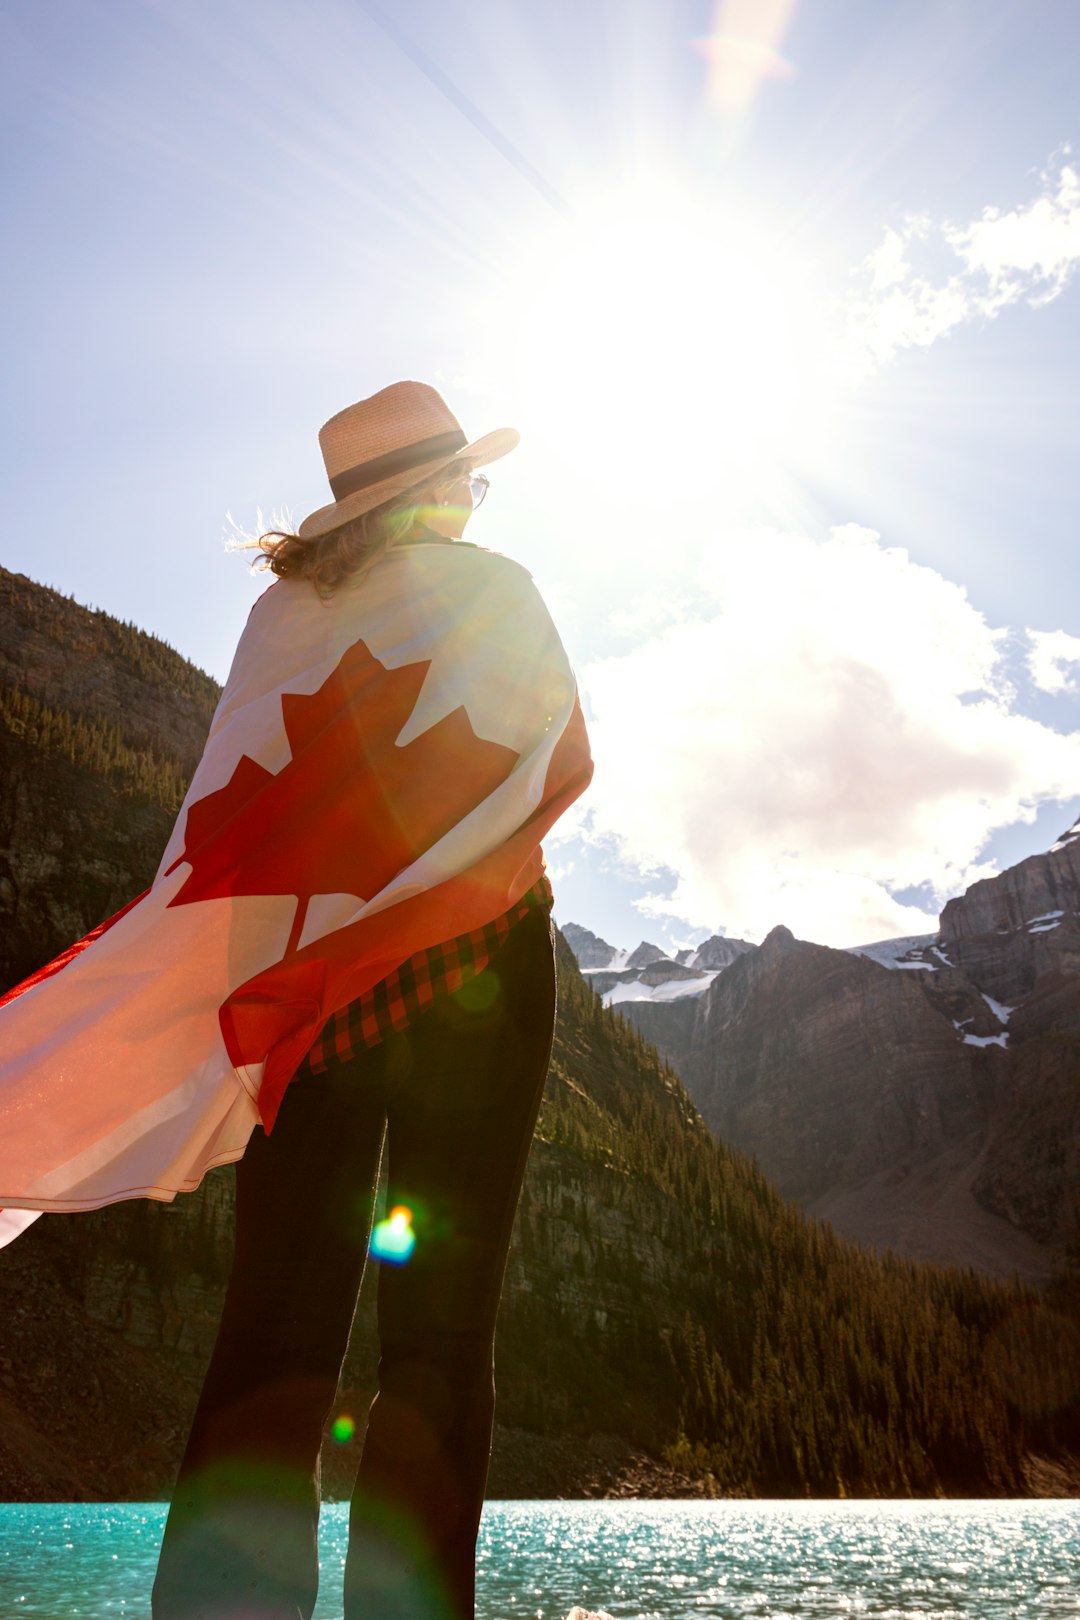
[0,1499,1076,1618]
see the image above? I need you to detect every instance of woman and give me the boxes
[0,382,591,1618]
[154,378,594,1620]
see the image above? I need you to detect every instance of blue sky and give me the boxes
[3,0,1078,952]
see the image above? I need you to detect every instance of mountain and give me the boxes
[0,566,219,989]
[937,816,1080,994]
[558,923,754,1084]
[566,823,1080,1284]
[2,567,1078,1502]
[559,922,618,969]
[561,921,752,1005]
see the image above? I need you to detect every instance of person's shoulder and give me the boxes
[240,573,321,636]
[465,547,552,625]
[440,541,534,581]
[404,539,539,602]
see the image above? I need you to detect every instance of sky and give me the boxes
[2,0,1079,954]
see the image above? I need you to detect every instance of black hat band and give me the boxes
[329,429,468,501]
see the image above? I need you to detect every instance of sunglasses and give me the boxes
[437,471,489,513]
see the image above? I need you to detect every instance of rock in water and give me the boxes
[564,1609,614,1620]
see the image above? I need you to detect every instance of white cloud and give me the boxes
[607,592,696,640]
[579,525,1080,947]
[843,157,1080,378]
[950,161,1080,304]
[544,857,576,882]
[1027,627,1080,695]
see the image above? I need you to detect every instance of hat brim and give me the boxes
[297,425,520,541]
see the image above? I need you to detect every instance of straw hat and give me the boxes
[297,381,520,540]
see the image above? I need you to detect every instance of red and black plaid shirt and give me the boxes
[300,875,553,1074]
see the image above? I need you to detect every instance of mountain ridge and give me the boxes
[565,821,1080,1283]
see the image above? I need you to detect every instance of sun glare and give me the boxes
[505,183,832,500]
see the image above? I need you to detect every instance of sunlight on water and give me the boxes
[0,1499,1076,1619]
[471,1501,1080,1619]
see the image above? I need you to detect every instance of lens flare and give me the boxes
[696,0,800,115]
[454,969,501,1012]
[332,1413,356,1444]
[370,1204,417,1264]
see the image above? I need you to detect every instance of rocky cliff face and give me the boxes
[607,995,701,1079]
[932,818,1080,1256]
[677,935,754,971]
[918,820,1080,1035]
[667,832,1080,1282]
[566,818,1080,1283]
[940,819,1080,941]
[686,925,984,1199]
[560,922,615,969]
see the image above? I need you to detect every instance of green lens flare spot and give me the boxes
[454,970,501,1012]
[369,1204,417,1264]
[332,1414,355,1444]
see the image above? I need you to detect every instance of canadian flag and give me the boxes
[0,542,591,1245]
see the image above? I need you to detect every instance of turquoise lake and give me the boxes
[1,1499,1077,1618]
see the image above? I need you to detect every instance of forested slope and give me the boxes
[496,938,1080,1496]
[1,567,1077,1500]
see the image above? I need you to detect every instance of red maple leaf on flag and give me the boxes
[166,638,519,955]
[221,686,593,1130]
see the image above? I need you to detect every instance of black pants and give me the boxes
[153,906,555,1620]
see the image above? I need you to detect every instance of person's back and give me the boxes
[0,381,591,1620]
[146,382,592,1620]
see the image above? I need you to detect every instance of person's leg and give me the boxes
[153,1058,388,1620]
[344,908,556,1620]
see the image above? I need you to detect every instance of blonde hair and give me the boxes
[247,459,472,598]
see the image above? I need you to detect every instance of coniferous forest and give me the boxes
[0,565,1078,1500]
[495,945,1080,1496]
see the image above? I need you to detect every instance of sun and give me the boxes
[502,180,834,504]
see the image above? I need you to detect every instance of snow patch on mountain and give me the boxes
[562,924,752,1006]
[845,933,939,970]
[981,993,1013,1024]
[1050,816,1080,852]
[605,974,717,1005]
